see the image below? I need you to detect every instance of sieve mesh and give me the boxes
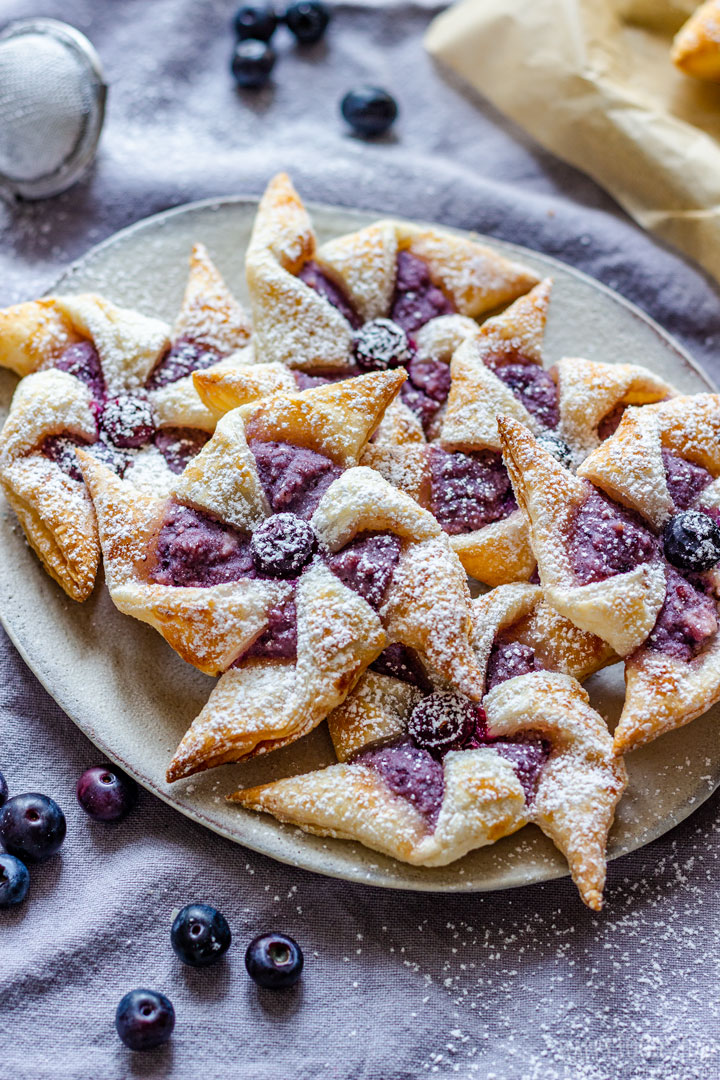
[0,35,93,183]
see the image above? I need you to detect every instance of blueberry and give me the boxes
[100,394,156,449]
[341,86,398,137]
[0,853,30,908]
[536,433,573,468]
[354,319,410,371]
[251,513,315,577]
[0,770,7,808]
[171,903,232,968]
[115,989,175,1052]
[407,692,478,757]
[77,764,137,822]
[0,794,66,863]
[663,510,720,573]
[284,0,330,44]
[245,932,304,988]
[233,3,278,41]
[231,39,276,88]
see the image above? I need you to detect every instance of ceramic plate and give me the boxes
[1,197,718,893]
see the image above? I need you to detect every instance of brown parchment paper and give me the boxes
[426,0,720,285]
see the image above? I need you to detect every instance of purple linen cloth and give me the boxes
[2,1,720,1078]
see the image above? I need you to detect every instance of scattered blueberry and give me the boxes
[251,513,316,577]
[0,794,66,863]
[536,433,573,468]
[115,989,175,1052]
[232,39,277,88]
[408,692,478,757]
[0,770,7,808]
[341,86,398,137]
[245,932,304,988]
[0,853,30,908]
[100,394,156,449]
[285,0,330,44]
[354,319,410,371]
[663,510,720,573]
[233,2,279,40]
[171,903,232,968]
[77,764,137,822]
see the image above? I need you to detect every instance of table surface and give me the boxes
[2,2,720,1079]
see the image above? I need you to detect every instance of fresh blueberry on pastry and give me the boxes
[0,243,252,601]
[499,395,720,754]
[354,318,410,371]
[662,510,720,573]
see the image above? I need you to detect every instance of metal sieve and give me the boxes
[0,17,107,201]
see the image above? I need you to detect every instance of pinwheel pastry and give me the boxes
[232,623,626,909]
[0,245,251,600]
[196,209,675,586]
[672,1,720,81]
[244,171,540,380]
[499,395,720,753]
[79,369,487,780]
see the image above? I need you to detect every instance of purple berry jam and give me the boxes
[150,503,255,587]
[646,566,718,661]
[100,394,156,449]
[408,692,478,756]
[390,251,455,334]
[400,354,452,433]
[54,341,105,402]
[662,450,713,511]
[429,446,516,535]
[485,641,543,691]
[490,740,550,802]
[597,402,627,441]
[293,369,359,390]
[250,440,342,520]
[326,532,402,609]
[244,599,298,660]
[250,514,316,577]
[492,363,559,429]
[87,437,133,477]
[41,434,89,482]
[569,492,658,585]
[154,427,210,474]
[298,260,362,329]
[146,339,220,391]
[370,644,433,692]
[358,741,444,824]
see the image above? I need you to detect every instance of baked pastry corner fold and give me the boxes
[672,1,720,81]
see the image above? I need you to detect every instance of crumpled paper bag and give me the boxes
[426,0,720,285]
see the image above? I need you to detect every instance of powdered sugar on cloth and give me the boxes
[2,0,720,1077]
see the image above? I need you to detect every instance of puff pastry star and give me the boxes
[0,244,251,600]
[499,398,720,753]
[79,369,487,780]
[233,652,626,910]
